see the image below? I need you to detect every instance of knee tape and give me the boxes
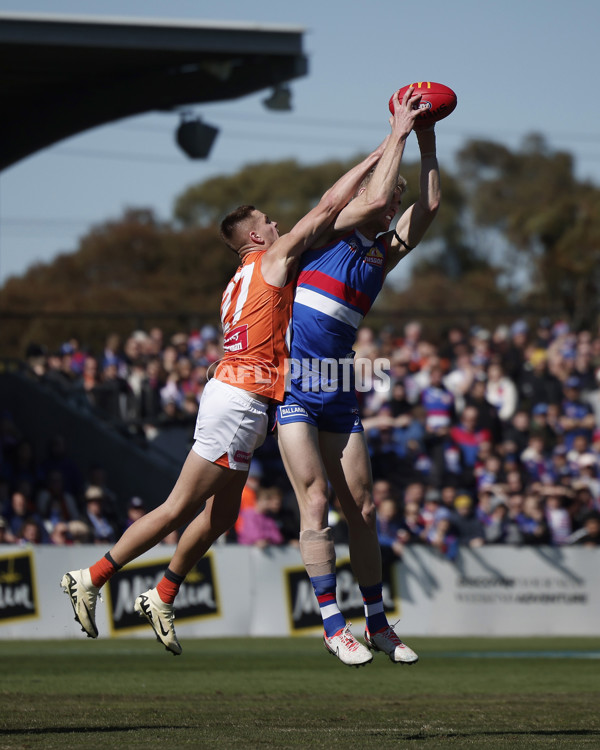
[299,527,336,578]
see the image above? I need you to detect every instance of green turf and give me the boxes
[1,637,599,749]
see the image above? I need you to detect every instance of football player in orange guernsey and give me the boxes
[61,88,423,655]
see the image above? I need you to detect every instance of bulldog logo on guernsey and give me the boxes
[364,246,384,267]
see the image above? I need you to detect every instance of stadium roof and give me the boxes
[0,11,308,171]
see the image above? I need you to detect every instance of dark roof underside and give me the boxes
[0,13,308,170]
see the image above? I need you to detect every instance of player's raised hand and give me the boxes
[388,87,422,135]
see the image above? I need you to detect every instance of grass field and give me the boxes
[1,636,599,749]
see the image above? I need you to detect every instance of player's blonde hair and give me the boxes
[355,167,407,197]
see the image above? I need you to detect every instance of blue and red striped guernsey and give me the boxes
[290,231,388,362]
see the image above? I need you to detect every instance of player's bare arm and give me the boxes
[330,87,422,235]
[260,140,389,287]
[384,125,441,276]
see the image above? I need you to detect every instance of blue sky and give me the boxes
[1,0,599,285]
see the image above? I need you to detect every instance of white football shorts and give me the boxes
[192,377,269,471]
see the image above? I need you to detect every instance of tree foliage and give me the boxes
[456,134,600,327]
[1,137,599,358]
[0,209,235,355]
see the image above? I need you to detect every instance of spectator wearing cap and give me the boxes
[517,348,563,410]
[49,521,72,546]
[124,496,147,531]
[560,376,596,451]
[84,465,120,526]
[450,493,485,548]
[84,486,118,544]
[68,519,92,544]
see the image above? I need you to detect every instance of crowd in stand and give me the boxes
[2,315,600,553]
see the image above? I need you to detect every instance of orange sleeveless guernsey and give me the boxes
[214,251,294,403]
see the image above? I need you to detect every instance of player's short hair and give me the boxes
[219,205,257,253]
[355,167,407,197]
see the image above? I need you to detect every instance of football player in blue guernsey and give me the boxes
[277,88,441,667]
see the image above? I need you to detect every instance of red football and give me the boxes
[389,81,457,125]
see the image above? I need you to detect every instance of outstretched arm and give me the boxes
[383,125,441,276]
[260,139,389,285]
[331,87,422,234]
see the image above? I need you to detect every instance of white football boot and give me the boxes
[134,588,182,656]
[60,569,100,638]
[364,624,419,664]
[323,624,373,667]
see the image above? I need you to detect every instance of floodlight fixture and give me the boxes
[176,114,219,159]
[262,84,292,112]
